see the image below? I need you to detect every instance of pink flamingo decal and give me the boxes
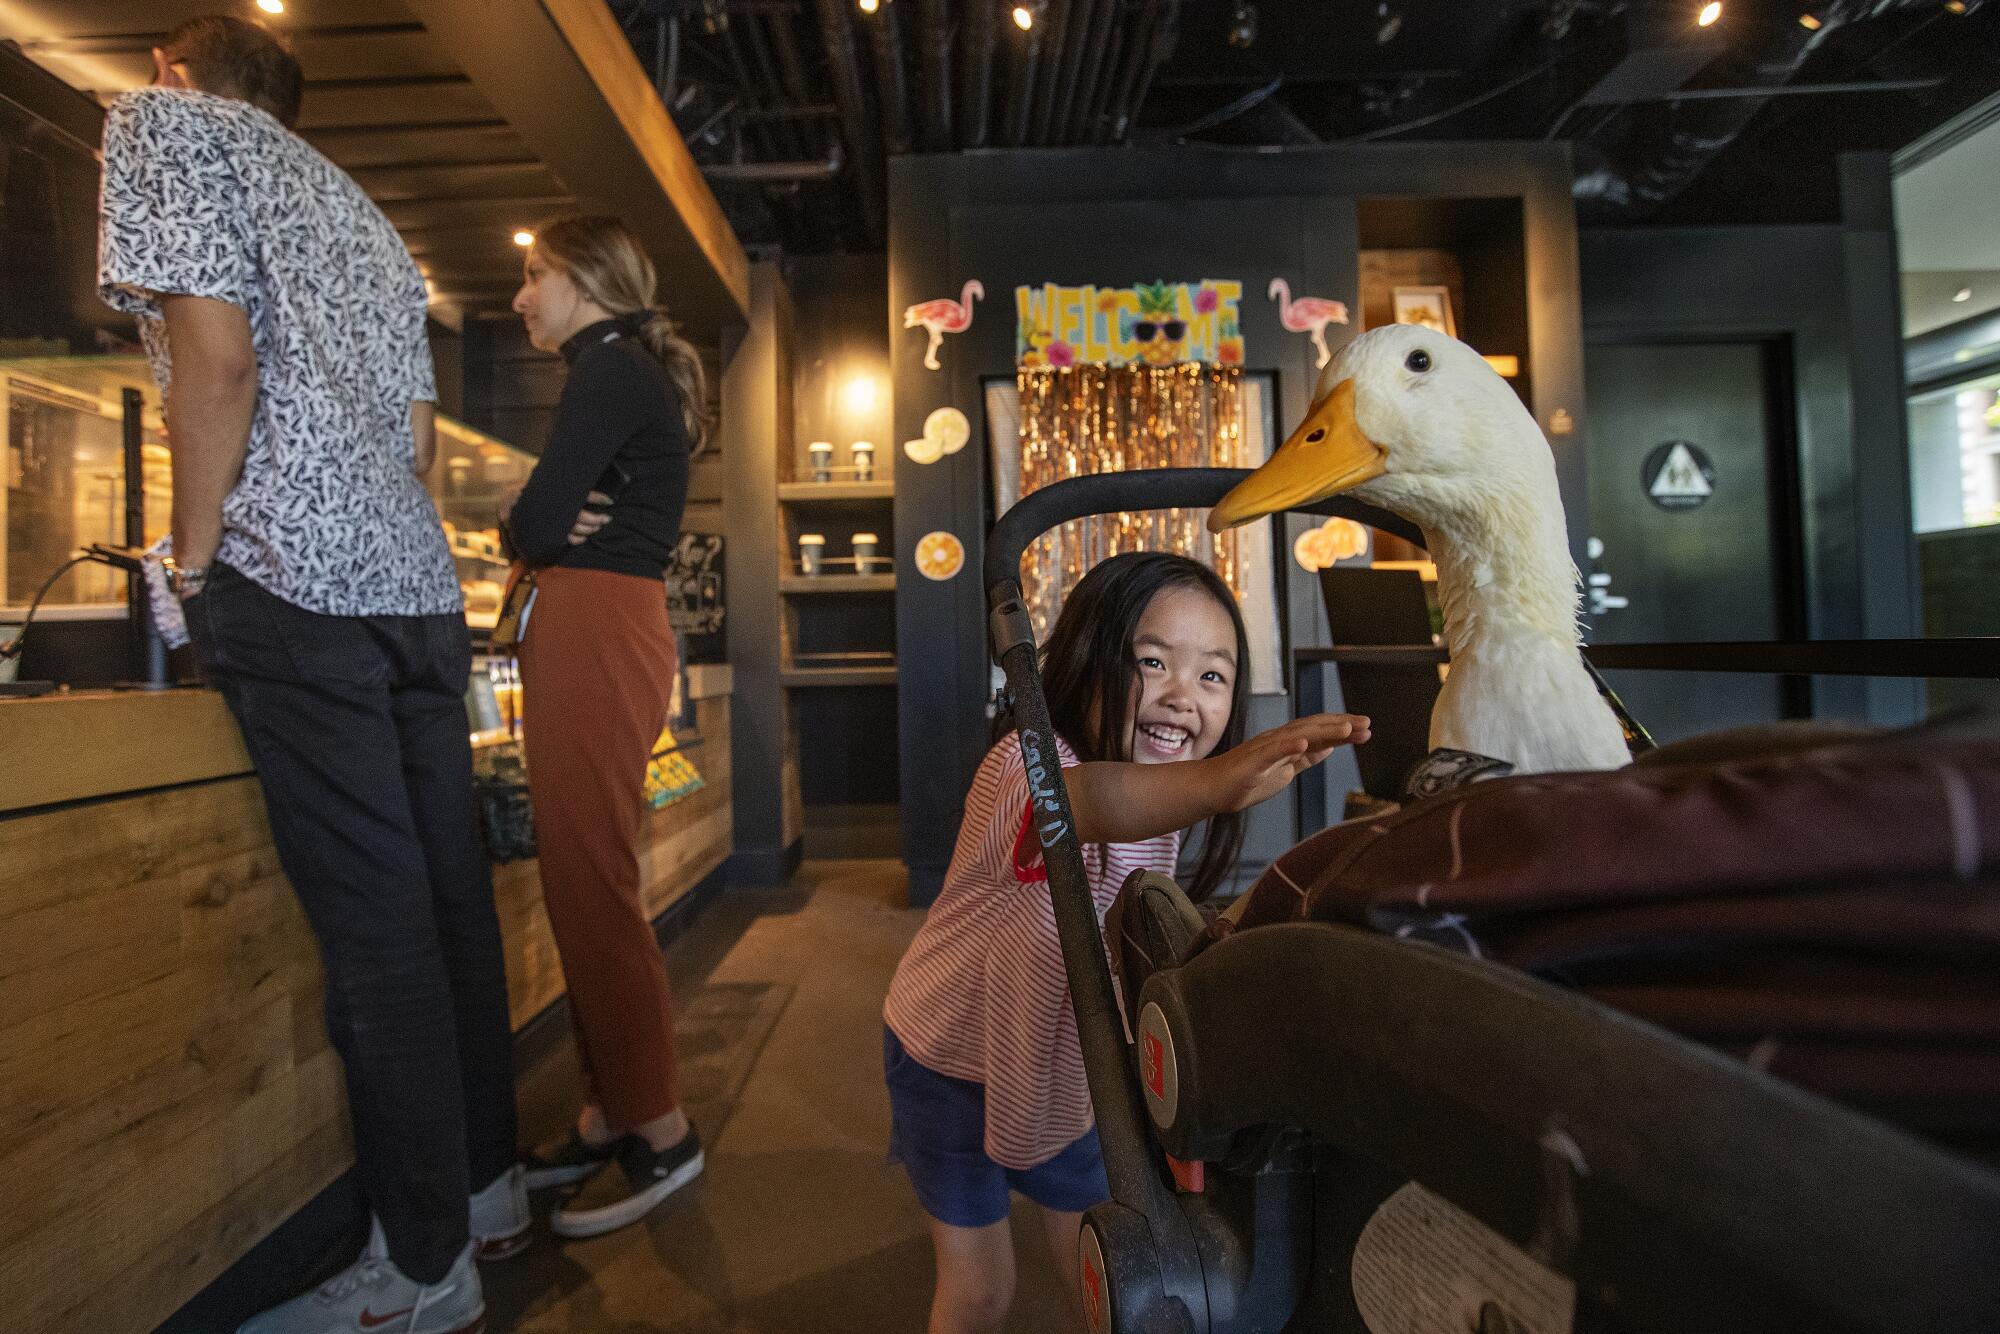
[903,280,983,371]
[1267,278,1350,368]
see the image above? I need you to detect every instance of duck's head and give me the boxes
[1208,324,1555,538]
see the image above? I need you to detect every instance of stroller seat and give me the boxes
[983,470,2000,1334]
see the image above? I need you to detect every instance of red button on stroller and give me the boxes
[984,468,2000,1334]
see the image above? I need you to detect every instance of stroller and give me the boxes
[983,468,2000,1334]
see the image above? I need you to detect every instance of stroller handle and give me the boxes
[983,468,1422,594]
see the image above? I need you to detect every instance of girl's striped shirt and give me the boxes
[885,733,1180,1170]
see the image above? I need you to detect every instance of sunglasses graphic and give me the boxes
[1133,320,1187,342]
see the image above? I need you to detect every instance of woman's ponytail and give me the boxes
[637,308,713,454]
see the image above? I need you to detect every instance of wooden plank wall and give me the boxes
[0,694,731,1334]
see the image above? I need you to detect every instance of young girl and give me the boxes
[882,552,1369,1333]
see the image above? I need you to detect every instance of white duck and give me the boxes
[1209,324,1629,773]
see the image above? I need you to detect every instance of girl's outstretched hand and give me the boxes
[1202,713,1371,814]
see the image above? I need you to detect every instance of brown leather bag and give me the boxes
[1191,717,2000,1154]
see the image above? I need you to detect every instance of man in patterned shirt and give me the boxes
[98,18,523,1332]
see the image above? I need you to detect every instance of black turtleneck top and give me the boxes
[505,317,691,579]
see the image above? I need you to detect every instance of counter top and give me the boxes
[0,688,251,815]
[1,665,737,817]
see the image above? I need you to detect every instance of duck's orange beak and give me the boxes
[1207,377,1386,531]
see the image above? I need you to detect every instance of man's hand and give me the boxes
[160,294,257,569]
[569,492,612,546]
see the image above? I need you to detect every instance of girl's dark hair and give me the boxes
[1039,552,1251,902]
[531,214,713,452]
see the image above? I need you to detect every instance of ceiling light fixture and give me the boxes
[1955,287,1973,302]
[1798,11,1822,27]
[256,0,285,12]
[1375,2,1402,43]
[1698,1,1723,24]
[1012,4,1034,30]
[1945,0,1967,13]
[858,0,879,13]
[1227,1,1258,48]
[513,230,534,248]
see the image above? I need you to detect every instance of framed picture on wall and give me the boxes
[1391,285,1456,337]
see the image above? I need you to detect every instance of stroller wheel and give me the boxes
[1079,1202,1198,1334]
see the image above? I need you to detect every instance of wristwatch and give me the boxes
[163,556,210,600]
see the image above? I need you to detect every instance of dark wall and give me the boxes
[1578,152,1921,725]
[788,253,893,475]
[888,143,1587,900]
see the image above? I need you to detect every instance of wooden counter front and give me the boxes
[0,675,733,1333]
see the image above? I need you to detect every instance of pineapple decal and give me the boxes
[1131,280,1189,366]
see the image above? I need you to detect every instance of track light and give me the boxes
[1375,2,1402,43]
[1945,0,1967,13]
[1227,1,1258,48]
[1697,1,1722,25]
[1798,11,1822,27]
[256,0,285,12]
[1955,287,1974,303]
[858,0,879,12]
[513,230,534,248]
[1012,3,1035,30]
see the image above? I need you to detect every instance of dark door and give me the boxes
[1584,340,1802,742]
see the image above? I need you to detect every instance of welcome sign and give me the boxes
[1016,279,1245,368]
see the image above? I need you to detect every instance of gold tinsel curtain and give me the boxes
[1015,363,1248,638]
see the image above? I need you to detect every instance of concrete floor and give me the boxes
[482,860,1078,1333]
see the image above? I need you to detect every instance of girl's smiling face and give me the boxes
[1125,583,1238,763]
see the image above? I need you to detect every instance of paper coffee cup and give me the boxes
[851,441,875,482]
[808,441,834,482]
[852,532,878,565]
[798,533,826,575]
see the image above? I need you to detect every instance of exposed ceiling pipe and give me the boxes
[956,0,998,147]
[764,16,827,157]
[1061,0,1120,143]
[1114,0,1180,142]
[920,0,956,150]
[1050,0,1106,144]
[866,0,917,155]
[734,14,809,162]
[1572,0,1938,219]
[702,143,846,183]
[1031,0,1076,143]
[1079,0,1147,143]
[1005,12,1045,146]
[812,0,886,242]
[1095,0,1179,143]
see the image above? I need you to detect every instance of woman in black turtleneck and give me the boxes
[503,214,706,1238]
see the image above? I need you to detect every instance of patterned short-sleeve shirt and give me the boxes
[884,733,1180,1170]
[98,88,460,616]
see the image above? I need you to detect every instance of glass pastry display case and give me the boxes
[423,413,535,630]
[1,354,535,627]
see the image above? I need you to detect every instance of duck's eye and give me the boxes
[1405,349,1432,373]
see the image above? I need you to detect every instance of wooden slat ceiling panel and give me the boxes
[294,77,496,132]
[3,0,579,315]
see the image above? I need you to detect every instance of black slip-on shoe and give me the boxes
[521,1131,618,1191]
[549,1128,705,1239]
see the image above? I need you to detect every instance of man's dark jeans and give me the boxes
[186,563,516,1283]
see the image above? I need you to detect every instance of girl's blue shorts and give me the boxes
[883,1025,1109,1228]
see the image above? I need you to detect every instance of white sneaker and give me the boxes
[469,1164,531,1260]
[236,1220,485,1334]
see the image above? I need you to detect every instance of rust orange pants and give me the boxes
[518,566,681,1130]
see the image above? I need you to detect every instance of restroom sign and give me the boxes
[1643,440,1715,511]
